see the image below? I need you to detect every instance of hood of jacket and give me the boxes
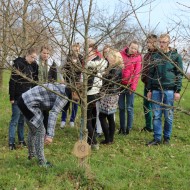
[13,57,27,64]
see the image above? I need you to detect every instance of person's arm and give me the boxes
[141,54,150,84]
[9,72,16,102]
[9,62,21,102]
[147,91,152,100]
[32,62,39,85]
[174,54,183,93]
[57,59,66,83]
[173,54,183,101]
[130,56,142,91]
[146,59,156,92]
[46,96,69,138]
[48,61,57,82]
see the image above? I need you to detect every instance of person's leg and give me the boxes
[143,87,153,131]
[163,90,174,142]
[17,111,26,145]
[27,120,46,161]
[99,112,109,143]
[126,91,134,131]
[26,120,37,159]
[107,114,115,143]
[27,120,52,166]
[96,101,102,135]
[61,101,70,121]
[27,120,46,164]
[60,102,70,128]
[43,110,49,132]
[118,92,126,133]
[87,95,97,145]
[35,124,46,164]
[152,90,163,142]
[70,102,78,127]
[92,104,97,132]
[87,105,97,145]
[9,102,21,148]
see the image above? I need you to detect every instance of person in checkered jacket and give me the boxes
[18,83,80,167]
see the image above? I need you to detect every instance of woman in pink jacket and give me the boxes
[119,40,142,135]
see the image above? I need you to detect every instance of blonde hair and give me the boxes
[107,49,123,66]
[103,45,111,58]
[160,34,170,42]
[26,47,37,55]
[40,45,52,53]
[72,43,80,49]
[129,40,139,47]
[87,38,98,50]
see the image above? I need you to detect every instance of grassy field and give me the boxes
[0,70,190,190]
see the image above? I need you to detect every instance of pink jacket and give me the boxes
[120,47,142,91]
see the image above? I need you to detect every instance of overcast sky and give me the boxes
[96,0,190,33]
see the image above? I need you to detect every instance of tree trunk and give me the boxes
[0,68,3,87]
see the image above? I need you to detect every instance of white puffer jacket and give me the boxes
[85,56,108,95]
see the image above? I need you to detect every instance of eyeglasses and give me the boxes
[159,41,168,44]
[30,55,37,60]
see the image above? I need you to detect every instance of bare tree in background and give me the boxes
[0,0,52,87]
[2,0,190,172]
[0,0,11,86]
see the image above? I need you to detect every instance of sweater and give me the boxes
[36,56,57,83]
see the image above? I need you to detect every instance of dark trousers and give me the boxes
[143,87,153,130]
[99,113,115,143]
[87,95,97,145]
[43,110,49,132]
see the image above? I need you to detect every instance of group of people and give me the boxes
[8,33,183,167]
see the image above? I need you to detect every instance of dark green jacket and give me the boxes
[147,49,183,93]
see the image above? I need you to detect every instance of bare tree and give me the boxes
[2,0,190,171]
[0,0,11,86]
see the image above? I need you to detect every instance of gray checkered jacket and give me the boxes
[22,83,70,138]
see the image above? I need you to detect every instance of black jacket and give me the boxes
[9,57,38,101]
[48,61,57,82]
[141,49,158,87]
[101,62,122,95]
[63,53,83,84]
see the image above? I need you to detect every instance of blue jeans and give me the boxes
[152,90,174,141]
[9,101,25,144]
[118,89,135,132]
[61,101,78,122]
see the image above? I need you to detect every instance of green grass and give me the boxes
[0,70,190,190]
